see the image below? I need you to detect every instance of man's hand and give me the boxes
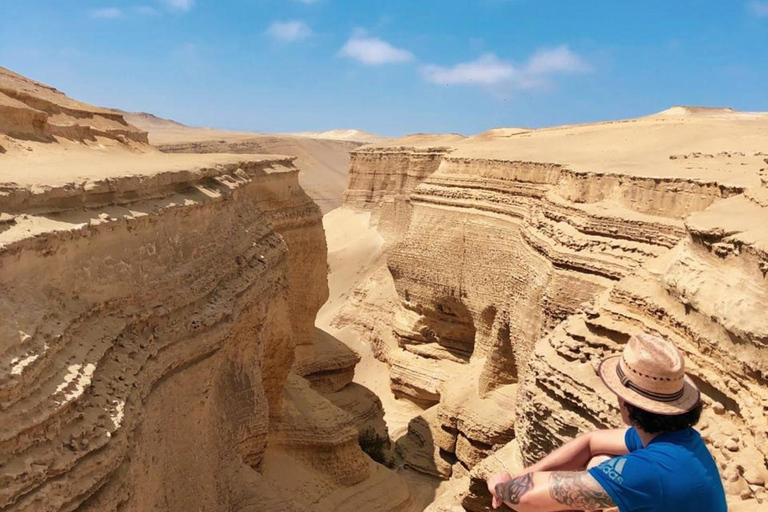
[487,471,512,509]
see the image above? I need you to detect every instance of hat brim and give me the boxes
[597,356,701,416]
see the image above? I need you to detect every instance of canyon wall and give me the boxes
[343,145,454,243]
[335,113,768,510]
[0,157,407,511]
[508,188,768,507]
[0,67,409,512]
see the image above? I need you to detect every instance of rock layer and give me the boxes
[1,158,293,510]
[516,188,768,506]
[344,146,454,243]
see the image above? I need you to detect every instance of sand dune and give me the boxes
[286,128,391,144]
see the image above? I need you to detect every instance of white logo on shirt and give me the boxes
[599,457,627,485]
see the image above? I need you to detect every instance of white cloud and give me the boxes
[421,45,591,90]
[421,54,514,85]
[525,45,591,75]
[162,0,194,12]
[89,6,160,19]
[339,33,414,65]
[747,1,768,17]
[89,7,123,19]
[266,20,313,43]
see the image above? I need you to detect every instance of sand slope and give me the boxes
[123,111,381,213]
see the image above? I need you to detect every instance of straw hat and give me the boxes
[597,333,700,415]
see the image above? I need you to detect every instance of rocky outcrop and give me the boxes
[344,154,729,475]
[0,158,283,509]
[334,112,768,510]
[515,187,768,506]
[296,328,361,394]
[0,155,410,512]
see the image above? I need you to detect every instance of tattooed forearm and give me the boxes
[495,472,534,506]
[549,471,616,510]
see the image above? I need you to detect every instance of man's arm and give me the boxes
[486,429,627,509]
[547,472,616,510]
[526,429,629,472]
[492,471,616,512]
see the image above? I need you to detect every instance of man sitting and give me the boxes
[487,333,726,512]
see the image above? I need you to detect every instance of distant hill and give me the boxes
[287,129,391,144]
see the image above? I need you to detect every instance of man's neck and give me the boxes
[636,428,661,447]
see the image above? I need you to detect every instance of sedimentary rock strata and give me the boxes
[0,69,408,512]
[334,109,768,510]
[516,188,768,504]
[344,146,455,243]
[1,157,289,510]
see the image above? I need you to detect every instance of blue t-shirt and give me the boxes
[588,427,726,512]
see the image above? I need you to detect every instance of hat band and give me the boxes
[616,365,685,403]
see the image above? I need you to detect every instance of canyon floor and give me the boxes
[2,64,767,512]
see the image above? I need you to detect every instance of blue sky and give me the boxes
[1,1,767,136]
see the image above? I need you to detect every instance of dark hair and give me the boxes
[625,402,703,434]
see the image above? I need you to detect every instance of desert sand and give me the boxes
[122,110,386,214]
[2,62,767,512]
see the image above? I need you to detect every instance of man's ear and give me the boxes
[618,398,633,426]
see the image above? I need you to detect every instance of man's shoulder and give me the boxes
[588,453,663,512]
[591,451,660,486]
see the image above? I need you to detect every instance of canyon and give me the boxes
[1,65,767,512]
[334,111,768,512]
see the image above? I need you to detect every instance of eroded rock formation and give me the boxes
[334,109,768,511]
[0,67,147,146]
[0,68,409,512]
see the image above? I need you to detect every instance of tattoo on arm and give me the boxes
[495,473,534,506]
[549,471,616,510]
